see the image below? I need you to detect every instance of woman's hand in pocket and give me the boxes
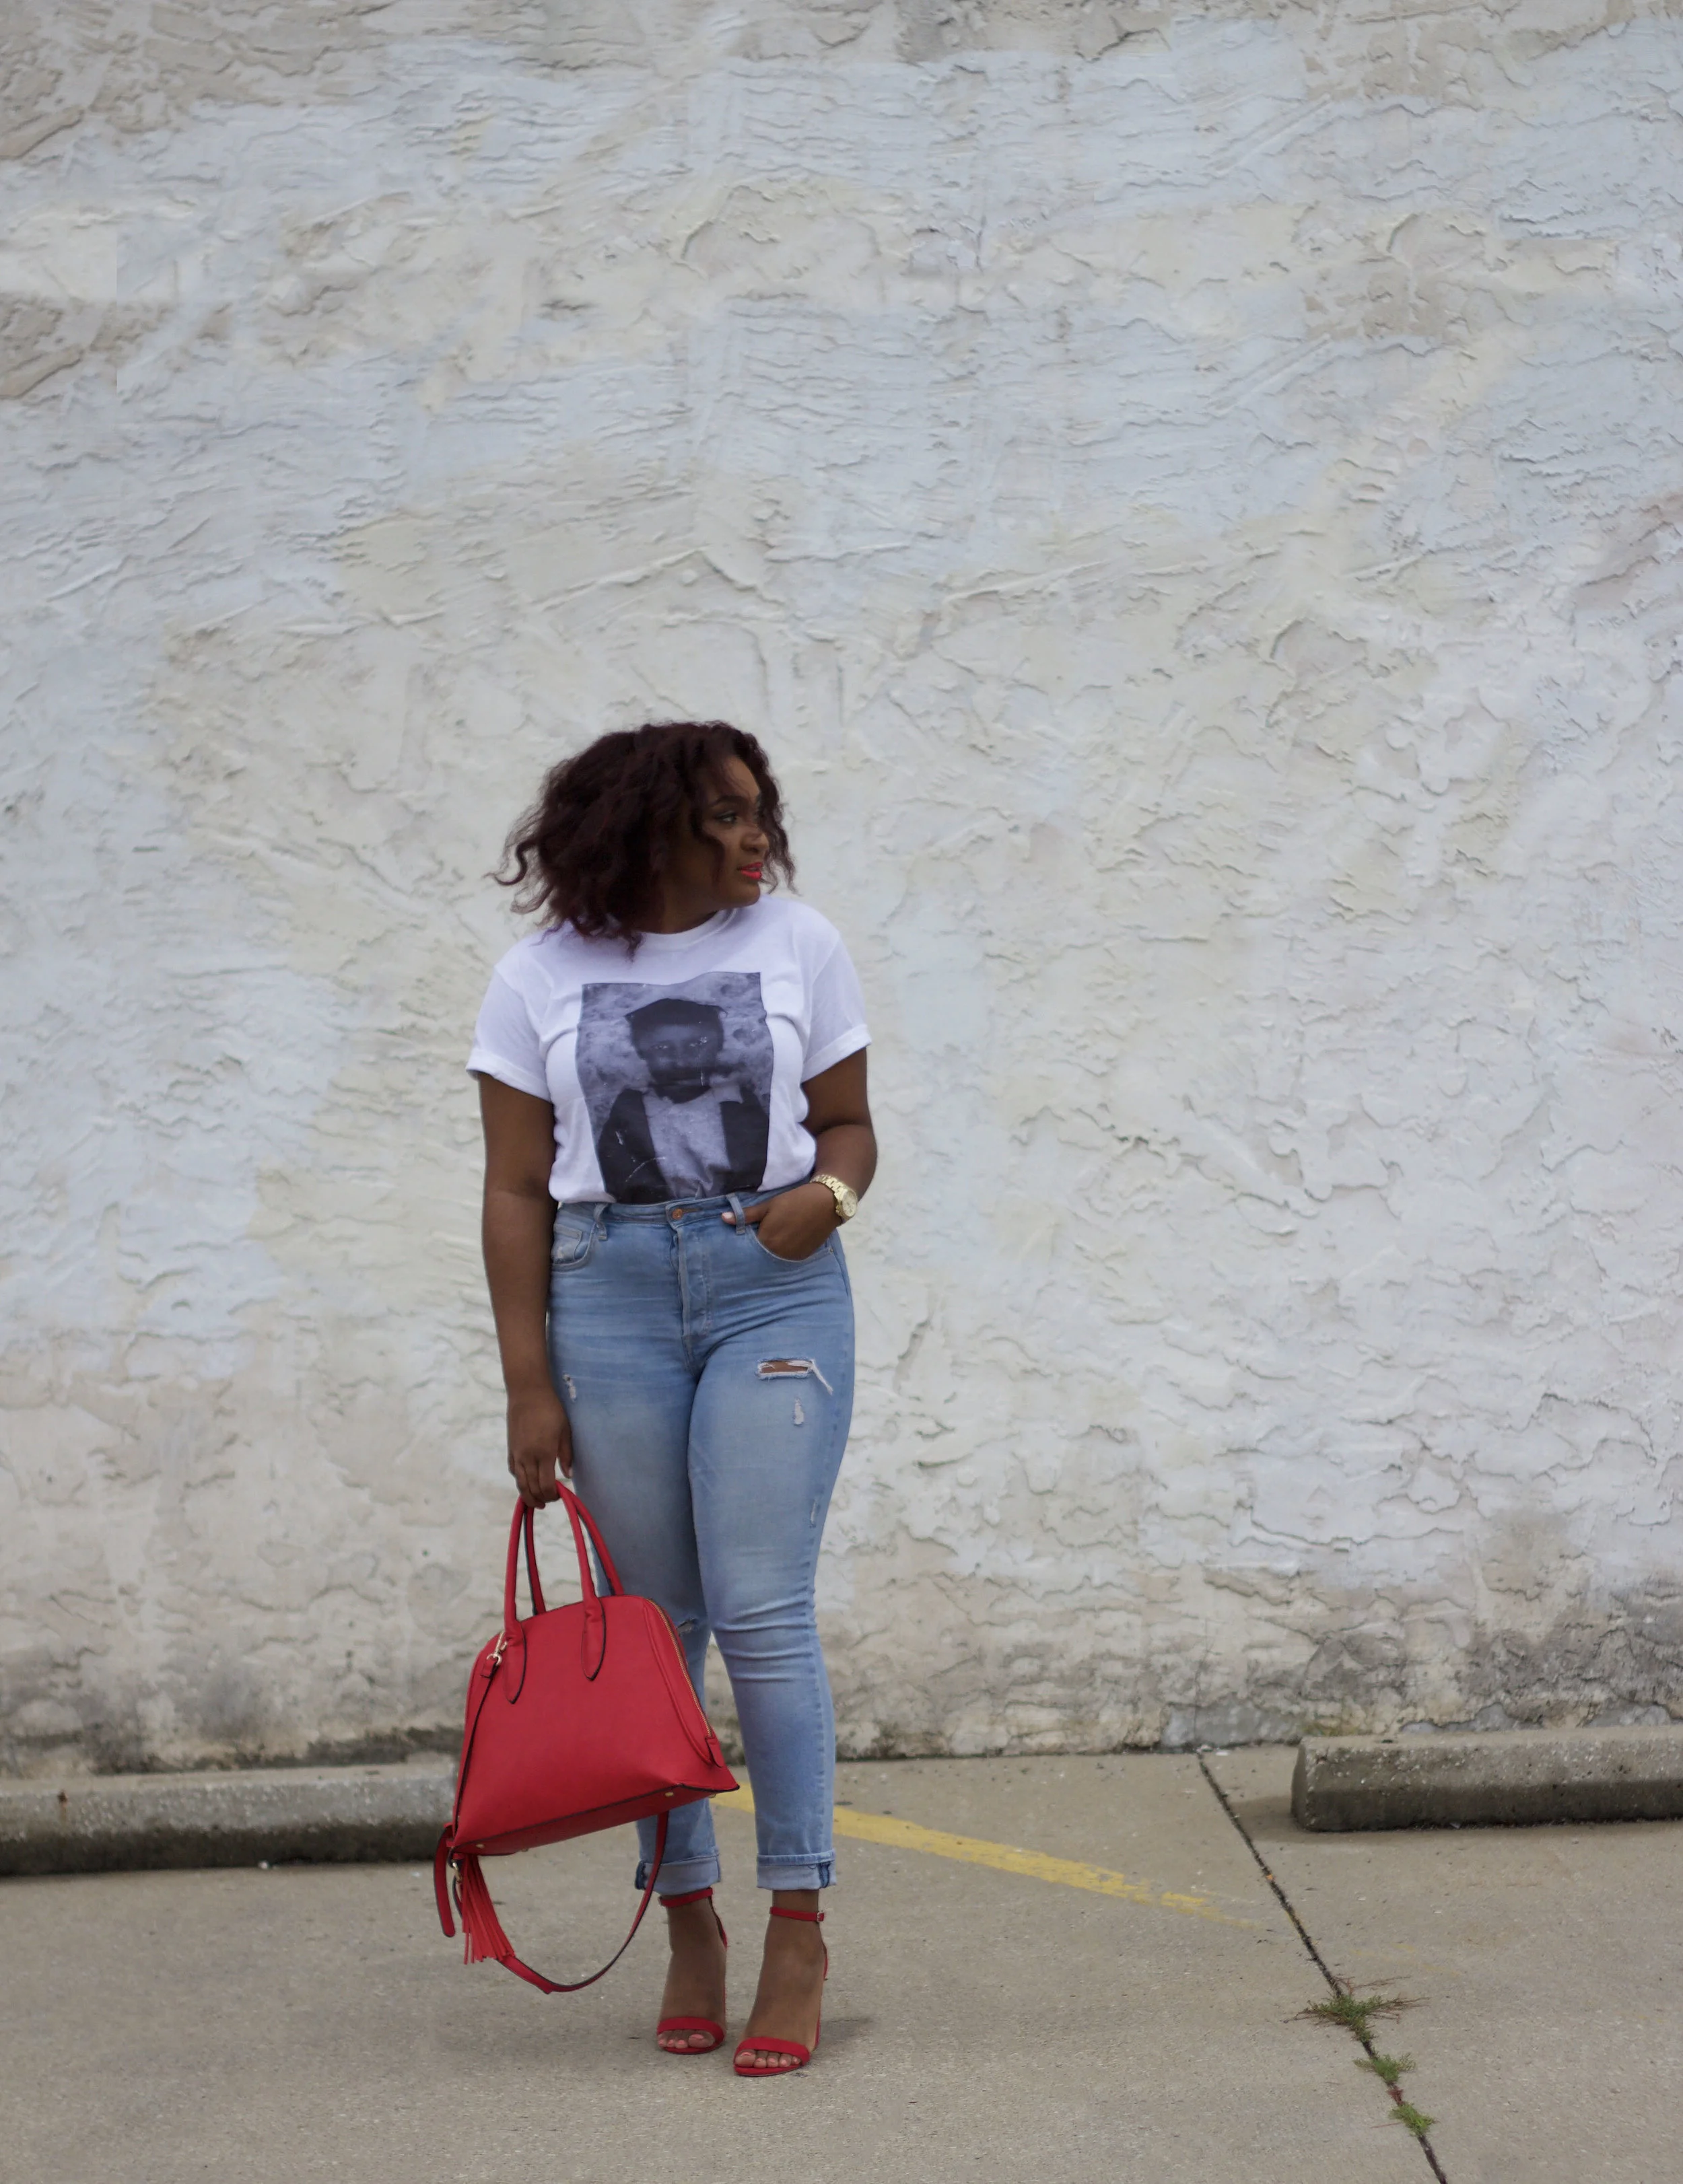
[507,1385,574,1506]
[726,1183,837,1263]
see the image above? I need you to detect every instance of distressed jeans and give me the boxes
[546,1189,855,1895]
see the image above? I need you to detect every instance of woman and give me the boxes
[468,720,875,2077]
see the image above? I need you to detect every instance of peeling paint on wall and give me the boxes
[5,0,1683,1773]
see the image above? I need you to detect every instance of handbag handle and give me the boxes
[561,1483,625,1593]
[501,1486,626,1681]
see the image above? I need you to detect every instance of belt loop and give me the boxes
[726,1191,747,1234]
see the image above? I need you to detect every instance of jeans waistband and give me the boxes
[558,1178,808,1225]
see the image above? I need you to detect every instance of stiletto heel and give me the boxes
[656,1887,728,2055]
[732,1907,827,2076]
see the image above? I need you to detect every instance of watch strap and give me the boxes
[812,1171,857,1221]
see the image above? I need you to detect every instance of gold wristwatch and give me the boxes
[812,1171,859,1222]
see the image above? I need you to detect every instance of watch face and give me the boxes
[817,1174,857,1219]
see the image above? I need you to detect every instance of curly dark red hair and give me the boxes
[496,721,793,941]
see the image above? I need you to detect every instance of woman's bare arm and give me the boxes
[478,1074,572,1505]
[801,1047,877,1198]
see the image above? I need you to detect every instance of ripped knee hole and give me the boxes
[756,1358,833,1394]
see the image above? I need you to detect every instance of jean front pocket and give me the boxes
[745,1224,832,1271]
[550,1213,596,1271]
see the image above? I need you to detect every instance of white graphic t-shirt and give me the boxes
[467,898,869,1205]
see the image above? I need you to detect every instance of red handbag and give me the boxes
[434,1485,739,1992]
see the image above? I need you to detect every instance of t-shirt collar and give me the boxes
[622,908,738,955]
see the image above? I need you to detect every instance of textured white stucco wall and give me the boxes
[6,0,1683,1773]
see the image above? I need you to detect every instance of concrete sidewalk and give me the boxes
[1207,1746,1683,2184]
[1,1753,1676,2184]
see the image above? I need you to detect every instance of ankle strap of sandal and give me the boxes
[768,1906,825,1923]
[660,1887,716,1909]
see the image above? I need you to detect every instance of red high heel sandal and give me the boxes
[656,1888,728,2055]
[732,1907,827,2077]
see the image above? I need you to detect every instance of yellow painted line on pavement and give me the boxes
[713,1785,1253,1927]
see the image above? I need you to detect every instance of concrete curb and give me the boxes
[0,1762,455,1876]
[1292,1724,1683,1831]
[13,1728,1682,1871]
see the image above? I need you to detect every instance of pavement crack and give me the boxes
[1196,1753,1451,2184]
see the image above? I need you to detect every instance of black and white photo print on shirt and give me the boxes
[576,973,774,1203]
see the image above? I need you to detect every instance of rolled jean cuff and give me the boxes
[757,1854,836,1891]
[639,1851,721,1895]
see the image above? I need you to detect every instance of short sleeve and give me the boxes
[803,934,870,1080]
[467,964,550,1100]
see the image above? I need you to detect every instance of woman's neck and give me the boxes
[639,889,727,935]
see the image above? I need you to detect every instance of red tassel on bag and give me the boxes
[452,1855,514,1968]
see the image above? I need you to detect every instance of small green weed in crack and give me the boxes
[1192,1755,1447,2178]
[1301,1987,1409,2038]
[1301,1984,1445,2169]
[1358,2053,1437,2137]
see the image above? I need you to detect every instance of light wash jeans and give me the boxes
[546,1187,854,1895]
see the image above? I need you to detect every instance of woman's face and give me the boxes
[663,754,769,916]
